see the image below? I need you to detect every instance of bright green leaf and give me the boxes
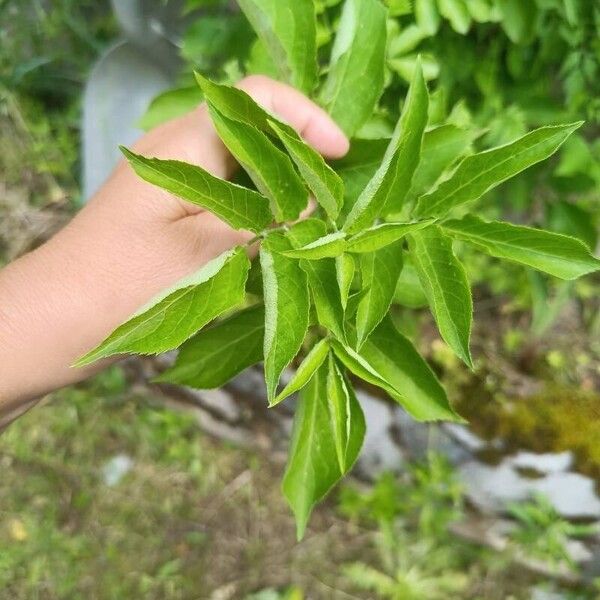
[343,59,429,233]
[414,122,583,218]
[272,338,330,406]
[269,120,344,220]
[236,0,318,93]
[138,86,204,131]
[437,0,471,34]
[208,105,307,222]
[409,227,473,368]
[287,221,347,341]
[415,0,441,35]
[261,232,311,402]
[283,359,363,540]
[326,354,366,472]
[355,242,404,348]
[319,0,387,137]
[393,258,428,308]
[120,147,272,233]
[283,231,347,259]
[346,220,434,253]
[442,215,600,280]
[76,248,250,366]
[336,253,356,310]
[155,305,264,388]
[361,315,461,421]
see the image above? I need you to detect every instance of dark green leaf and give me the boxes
[261,232,311,402]
[76,248,250,366]
[319,0,387,137]
[361,315,461,421]
[355,242,403,348]
[442,215,600,280]
[414,123,583,218]
[155,305,264,388]
[409,226,473,367]
[120,147,272,233]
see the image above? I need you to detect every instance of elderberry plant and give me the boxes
[76,0,600,539]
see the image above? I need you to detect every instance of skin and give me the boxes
[0,75,349,428]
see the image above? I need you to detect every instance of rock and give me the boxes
[460,458,600,519]
[511,451,573,474]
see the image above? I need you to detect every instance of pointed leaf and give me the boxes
[405,124,475,207]
[326,354,366,472]
[332,138,389,219]
[336,253,355,310]
[409,226,473,367]
[356,242,404,347]
[361,315,461,421]
[120,147,272,233]
[414,122,583,218]
[208,105,308,222]
[272,338,330,406]
[269,120,344,220]
[283,231,347,259]
[236,0,318,93]
[155,305,264,388]
[319,0,387,137]
[415,0,441,35]
[283,359,363,539]
[287,221,347,341]
[343,60,429,233]
[76,248,250,366]
[442,215,600,280]
[195,73,296,136]
[261,232,310,402]
[346,220,434,253]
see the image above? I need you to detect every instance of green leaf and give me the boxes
[393,258,428,308]
[547,201,598,250]
[437,0,471,34]
[343,60,429,233]
[236,0,318,93]
[319,0,387,137]
[336,253,356,310]
[120,147,272,233]
[360,315,461,421]
[155,305,264,388]
[405,124,475,208]
[283,231,347,259]
[355,242,404,348]
[76,248,250,366]
[498,0,537,44]
[269,120,344,220]
[287,221,347,341]
[414,0,441,35]
[332,138,389,219]
[409,227,473,367]
[272,338,330,406]
[346,220,434,253]
[283,357,364,540]
[195,73,296,137]
[326,354,366,472]
[414,123,583,218]
[138,86,204,131]
[208,105,308,222]
[442,215,600,280]
[261,232,311,402]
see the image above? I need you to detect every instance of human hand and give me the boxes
[0,75,348,418]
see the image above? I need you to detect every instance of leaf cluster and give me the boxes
[79,0,599,538]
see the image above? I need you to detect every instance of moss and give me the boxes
[456,385,600,481]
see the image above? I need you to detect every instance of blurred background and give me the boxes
[1,0,600,598]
